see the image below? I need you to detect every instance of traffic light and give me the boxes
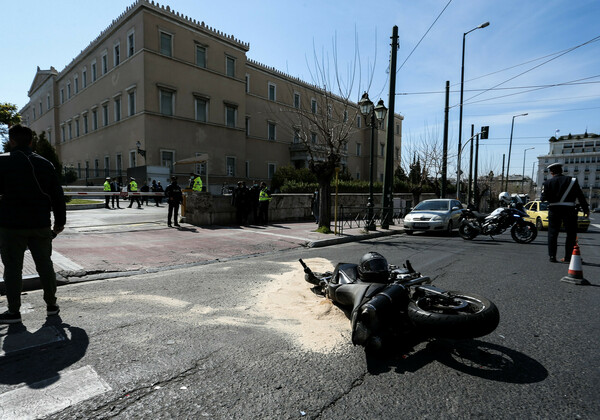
[480,126,489,140]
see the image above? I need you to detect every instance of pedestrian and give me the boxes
[165,176,183,227]
[257,182,272,225]
[311,188,320,224]
[157,181,164,204]
[249,181,260,224]
[110,177,122,208]
[0,124,66,324]
[151,179,160,207]
[541,163,590,263]
[190,172,203,192]
[231,181,248,225]
[127,177,142,208]
[141,181,150,206]
[103,177,111,209]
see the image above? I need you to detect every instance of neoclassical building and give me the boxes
[20,0,402,193]
[536,132,600,209]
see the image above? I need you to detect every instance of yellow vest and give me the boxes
[193,176,203,192]
[259,188,271,201]
[130,181,138,192]
[104,181,111,191]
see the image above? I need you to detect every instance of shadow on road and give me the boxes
[365,336,548,384]
[0,317,89,387]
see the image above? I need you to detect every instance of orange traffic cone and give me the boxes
[560,243,589,285]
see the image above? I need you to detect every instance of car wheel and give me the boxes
[446,220,453,236]
[536,217,544,231]
[405,230,414,235]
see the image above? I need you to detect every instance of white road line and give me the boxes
[0,365,111,420]
[51,249,84,271]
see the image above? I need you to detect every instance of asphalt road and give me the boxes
[1,217,599,419]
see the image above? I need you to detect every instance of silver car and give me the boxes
[403,199,464,235]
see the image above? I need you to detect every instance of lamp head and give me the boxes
[478,22,490,29]
[358,92,374,116]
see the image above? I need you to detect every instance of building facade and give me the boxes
[20,0,402,193]
[536,132,600,209]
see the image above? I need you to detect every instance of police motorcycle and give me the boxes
[458,192,537,244]
[299,252,499,350]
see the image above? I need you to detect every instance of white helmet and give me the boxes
[498,192,511,204]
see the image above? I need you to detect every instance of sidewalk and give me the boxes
[0,212,404,293]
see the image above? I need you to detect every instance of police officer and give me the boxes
[127,177,142,208]
[165,176,183,227]
[0,124,66,324]
[103,177,111,209]
[110,177,122,209]
[541,163,589,263]
[190,173,203,192]
[257,182,272,225]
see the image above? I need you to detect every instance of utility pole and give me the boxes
[441,81,449,198]
[382,25,399,229]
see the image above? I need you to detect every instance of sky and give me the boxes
[1,0,599,182]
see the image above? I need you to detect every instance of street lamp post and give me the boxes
[505,113,528,191]
[522,147,535,193]
[359,92,388,231]
[457,21,490,200]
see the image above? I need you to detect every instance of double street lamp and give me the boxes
[505,113,528,191]
[359,92,388,231]
[456,21,490,200]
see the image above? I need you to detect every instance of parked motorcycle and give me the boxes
[458,206,537,243]
[299,252,499,350]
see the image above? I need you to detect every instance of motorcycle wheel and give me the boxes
[408,291,499,339]
[510,222,537,244]
[458,222,478,240]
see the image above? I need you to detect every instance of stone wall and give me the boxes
[182,192,437,226]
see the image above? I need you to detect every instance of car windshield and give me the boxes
[413,200,450,211]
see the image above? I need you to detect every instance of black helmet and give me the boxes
[357,252,389,282]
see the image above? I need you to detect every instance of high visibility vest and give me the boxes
[104,181,111,191]
[130,181,138,192]
[259,188,271,202]
[193,176,203,192]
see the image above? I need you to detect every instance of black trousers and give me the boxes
[258,201,269,224]
[548,206,577,259]
[168,203,180,225]
[111,195,120,207]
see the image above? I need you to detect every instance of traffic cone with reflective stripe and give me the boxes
[560,243,589,285]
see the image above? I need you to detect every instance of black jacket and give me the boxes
[0,146,66,229]
[541,174,589,213]
[164,182,183,204]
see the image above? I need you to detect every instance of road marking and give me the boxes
[591,223,600,229]
[0,326,64,357]
[52,250,83,271]
[0,365,111,420]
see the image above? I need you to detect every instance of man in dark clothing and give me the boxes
[249,181,260,224]
[141,181,150,206]
[164,176,183,227]
[110,177,122,209]
[541,163,589,263]
[0,125,66,324]
[231,181,248,225]
[257,182,272,225]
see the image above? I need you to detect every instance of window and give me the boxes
[38,102,42,115]
[114,42,120,66]
[226,55,235,77]
[268,163,276,179]
[128,91,136,116]
[225,104,237,128]
[75,119,80,137]
[91,61,97,82]
[268,122,276,140]
[245,74,250,93]
[245,161,250,178]
[83,114,88,134]
[60,89,64,104]
[396,124,400,135]
[195,97,208,122]
[94,159,99,177]
[226,156,236,176]
[104,156,110,177]
[196,45,206,67]
[114,96,121,122]
[68,122,72,140]
[47,94,51,110]
[116,154,123,177]
[127,30,135,57]
[294,93,300,109]
[245,117,250,136]
[311,98,317,114]
[293,129,300,144]
[74,75,79,94]
[195,152,206,176]
[32,107,36,120]
[129,150,136,168]
[82,68,87,88]
[356,143,362,156]
[92,109,98,130]
[356,172,361,180]
[77,163,81,178]
[357,115,362,128]
[160,89,174,116]
[268,83,276,101]
[161,150,175,172]
[101,51,108,75]
[311,132,317,144]
[61,125,65,143]
[67,81,71,99]
[102,103,109,126]
[160,31,172,57]
[380,143,385,156]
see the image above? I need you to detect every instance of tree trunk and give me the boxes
[318,180,332,230]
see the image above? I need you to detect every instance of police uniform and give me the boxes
[257,183,272,225]
[103,177,111,208]
[541,163,589,262]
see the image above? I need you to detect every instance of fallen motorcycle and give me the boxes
[299,252,499,350]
